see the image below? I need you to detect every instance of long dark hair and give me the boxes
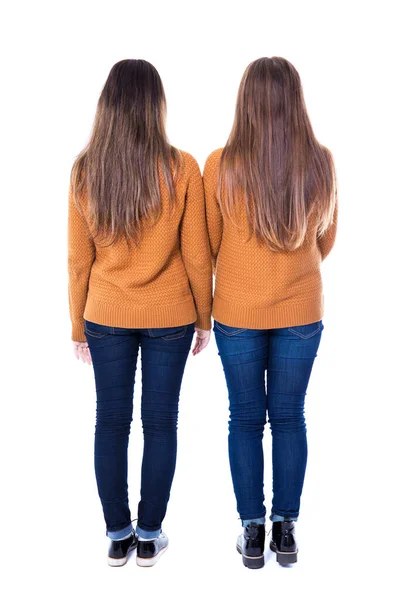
[218,56,337,251]
[70,59,182,246]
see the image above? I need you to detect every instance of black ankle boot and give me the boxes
[107,531,138,567]
[136,531,169,567]
[236,523,265,569]
[270,520,298,565]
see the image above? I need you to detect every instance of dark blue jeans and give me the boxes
[84,318,195,540]
[213,319,324,523]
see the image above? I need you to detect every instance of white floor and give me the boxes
[13,511,384,599]
[6,331,393,599]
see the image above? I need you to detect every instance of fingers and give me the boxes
[77,344,86,363]
[192,331,211,355]
[82,345,92,365]
[73,344,80,360]
[86,346,92,365]
[72,341,92,365]
[192,337,202,356]
[196,338,206,355]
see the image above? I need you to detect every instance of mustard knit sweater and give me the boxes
[203,148,338,329]
[68,152,213,342]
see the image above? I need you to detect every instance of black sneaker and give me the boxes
[236,523,265,569]
[107,531,138,567]
[136,531,169,567]
[269,520,298,565]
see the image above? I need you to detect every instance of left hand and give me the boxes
[72,341,92,365]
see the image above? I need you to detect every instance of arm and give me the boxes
[67,182,95,341]
[318,198,338,261]
[203,151,223,273]
[180,156,213,330]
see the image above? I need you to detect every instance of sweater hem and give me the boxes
[83,295,198,329]
[212,293,324,330]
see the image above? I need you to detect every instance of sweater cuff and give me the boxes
[71,321,87,342]
[195,312,212,330]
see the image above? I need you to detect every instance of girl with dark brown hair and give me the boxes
[68,59,212,567]
[204,56,338,568]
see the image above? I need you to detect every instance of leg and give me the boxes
[213,321,268,523]
[266,320,324,521]
[84,319,140,539]
[136,323,195,538]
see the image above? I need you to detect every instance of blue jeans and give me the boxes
[84,319,195,540]
[213,319,324,524]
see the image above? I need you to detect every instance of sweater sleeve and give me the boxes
[180,156,213,330]
[67,182,96,342]
[203,151,223,274]
[318,198,338,261]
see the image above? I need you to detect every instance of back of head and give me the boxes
[70,58,181,247]
[218,56,337,251]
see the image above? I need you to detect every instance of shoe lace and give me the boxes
[268,522,293,539]
[131,518,138,531]
[245,524,266,540]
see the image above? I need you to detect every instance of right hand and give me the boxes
[192,328,211,356]
[72,340,92,365]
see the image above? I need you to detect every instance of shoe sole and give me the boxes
[108,555,129,567]
[269,541,298,565]
[136,544,169,567]
[236,544,265,569]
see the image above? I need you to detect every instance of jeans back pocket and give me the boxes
[84,319,113,338]
[147,324,191,341]
[213,321,248,336]
[288,320,323,339]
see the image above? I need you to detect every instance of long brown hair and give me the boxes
[218,56,337,251]
[70,59,182,246]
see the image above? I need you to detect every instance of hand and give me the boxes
[72,341,92,365]
[192,328,211,356]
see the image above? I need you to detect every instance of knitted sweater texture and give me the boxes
[68,152,213,342]
[203,148,338,329]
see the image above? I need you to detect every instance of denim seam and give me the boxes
[84,329,111,339]
[84,326,115,338]
[161,325,188,340]
[214,322,248,336]
[147,325,188,340]
[93,352,139,365]
[136,525,162,532]
[100,495,129,504]
[288,323,321,339]
[84,320,115,336]
[218,354,268,364]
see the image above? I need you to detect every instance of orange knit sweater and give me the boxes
[203,148,338,329]
[68,152,213,342]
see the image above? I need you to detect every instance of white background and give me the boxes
[2,0,399,597]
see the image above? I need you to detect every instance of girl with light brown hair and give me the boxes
[68,59,212,567]
[204,56,338,569]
